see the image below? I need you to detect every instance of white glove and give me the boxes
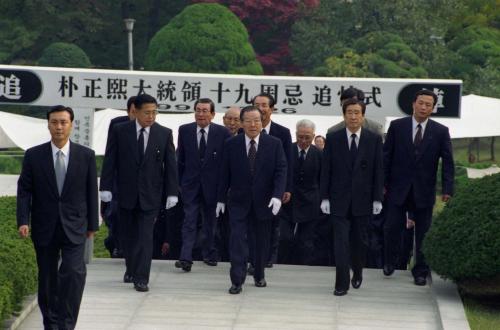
[100,191,112,202]
[373,201,383,215]
[165,196,178,210]
[320,199,330,214]
[268,197,282,216]
[216,202,225,217]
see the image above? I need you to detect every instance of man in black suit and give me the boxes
[278,119,322,265]
[253,93,293,268]
[102,96,136,258]
[17,105,98,330]
[100,93,178,292]
[320,99,384,296]
[217,105,287,294]
[383,90,454,286]
[175,98,231,271]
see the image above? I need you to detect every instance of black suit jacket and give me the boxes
[218,133,287,221]
[177,122,230,206]
[269,121,293,192]
[100,120,178,211]
[320,128,384,217]
[288,143,322,223]
[384,117,454,208]
[17,141,98,246]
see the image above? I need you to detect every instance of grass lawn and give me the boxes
[93,223,111,258]
[463,296,500,330]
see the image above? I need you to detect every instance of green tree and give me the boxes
[144,3,262,74]
[38,42,91,68]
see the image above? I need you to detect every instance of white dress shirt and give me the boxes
[245,134,260,155]
[197,124,210,147]
[51,140,70,171]
[346,127,362,149]
[412,117,428,141]
[136,120,151,152]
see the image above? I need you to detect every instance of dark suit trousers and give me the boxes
[34,221,86,330]
[332,211,369,291]
[267,215,280,264]
[179,192,217,262]
[384,196,433,278]
[230,209,272,286]
[120,208,156,284]
[216,209,231,262]
[279,217,319,265]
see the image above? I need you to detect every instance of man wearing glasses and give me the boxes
[175,98,231,272]
[100,93,178,292]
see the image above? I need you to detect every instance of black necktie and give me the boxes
[138,127,145,163]
[350,133,358,167]
[414,124,423,147]
[248,139,257,175]
[262,128,267,134]
[299,149,306,167]
[199,128,206,160]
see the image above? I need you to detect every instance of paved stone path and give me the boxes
[17,259,465,330]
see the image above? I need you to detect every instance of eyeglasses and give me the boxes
[139,110,158,117]
[195,109,211,114]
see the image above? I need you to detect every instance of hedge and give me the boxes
[424,173,500,295]
[0,196,37,324]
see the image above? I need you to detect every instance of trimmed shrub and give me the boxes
[144,3,263,74]
[0,196,37,323]
[424,173,500,295]
[38,42,91,68]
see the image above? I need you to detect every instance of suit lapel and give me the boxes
[354,131,368,171]
[254,134,268,179]
[143,123,159,164]
[416,119,434,161]
[337,131,352,173]
[403,117,415,157]
[42,142,59,197]
[61,141,76,196]
[127,122,140,165]
[203,124,215,165]
[238,135,251,177]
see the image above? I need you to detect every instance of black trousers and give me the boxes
[34,221,86,330]
[384,198,433,278]
[120,207,157,284]
[278,218,319,265]
[332,211,369,291]
[230,209,272,286]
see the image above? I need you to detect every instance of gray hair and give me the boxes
[296,119,316,132]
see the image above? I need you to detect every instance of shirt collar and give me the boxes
[412,116,428,131]
[263,121,271,134]
[51,140,70,157]
[197,124,210,134]
[297,145,310,154]
[346,127,362,139]
[135,120,151,134]
[245,133,260,146]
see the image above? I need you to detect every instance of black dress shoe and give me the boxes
[123,273,133,283]
[175,260,192,272]
[333,289,348,296]
[414,276,427,286]
[203,259,218,266]
[228,284,242,294]
[383,264,395,276]
[134,282,149,292]
[254,279,267,287]
[265,262,273,268]
[247,264,255,276]
[351,277,362,289]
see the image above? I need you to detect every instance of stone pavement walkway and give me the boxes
[17,259,469,330]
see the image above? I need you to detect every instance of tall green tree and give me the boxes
[144,3,263,74]
[38,42,91,68]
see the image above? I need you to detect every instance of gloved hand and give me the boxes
[165,196,178,210]
[216,202,225,217]
[372,201,383,215]
[320,199,330,214]
[268,197,282,216]
[100,191,112,202]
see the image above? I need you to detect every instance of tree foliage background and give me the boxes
[0,0,499,97]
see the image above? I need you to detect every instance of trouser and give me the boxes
[34,221,86,330]
[230,209,272,286]
[120,207,156,284]
[332,210,369,291]
[179,194,217,262]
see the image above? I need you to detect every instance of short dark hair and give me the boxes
[340,87,365,103]
[127,96,137,112]
[314,135,326,143]
[47,105,74,122]
[342,99,366,115]
[413,89,438,106]
[194,98,215,113]
[240,105,263,121]
[252,93,276,108]
[134,93,158,109]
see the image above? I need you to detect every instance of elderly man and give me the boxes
[223,106,241,136]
